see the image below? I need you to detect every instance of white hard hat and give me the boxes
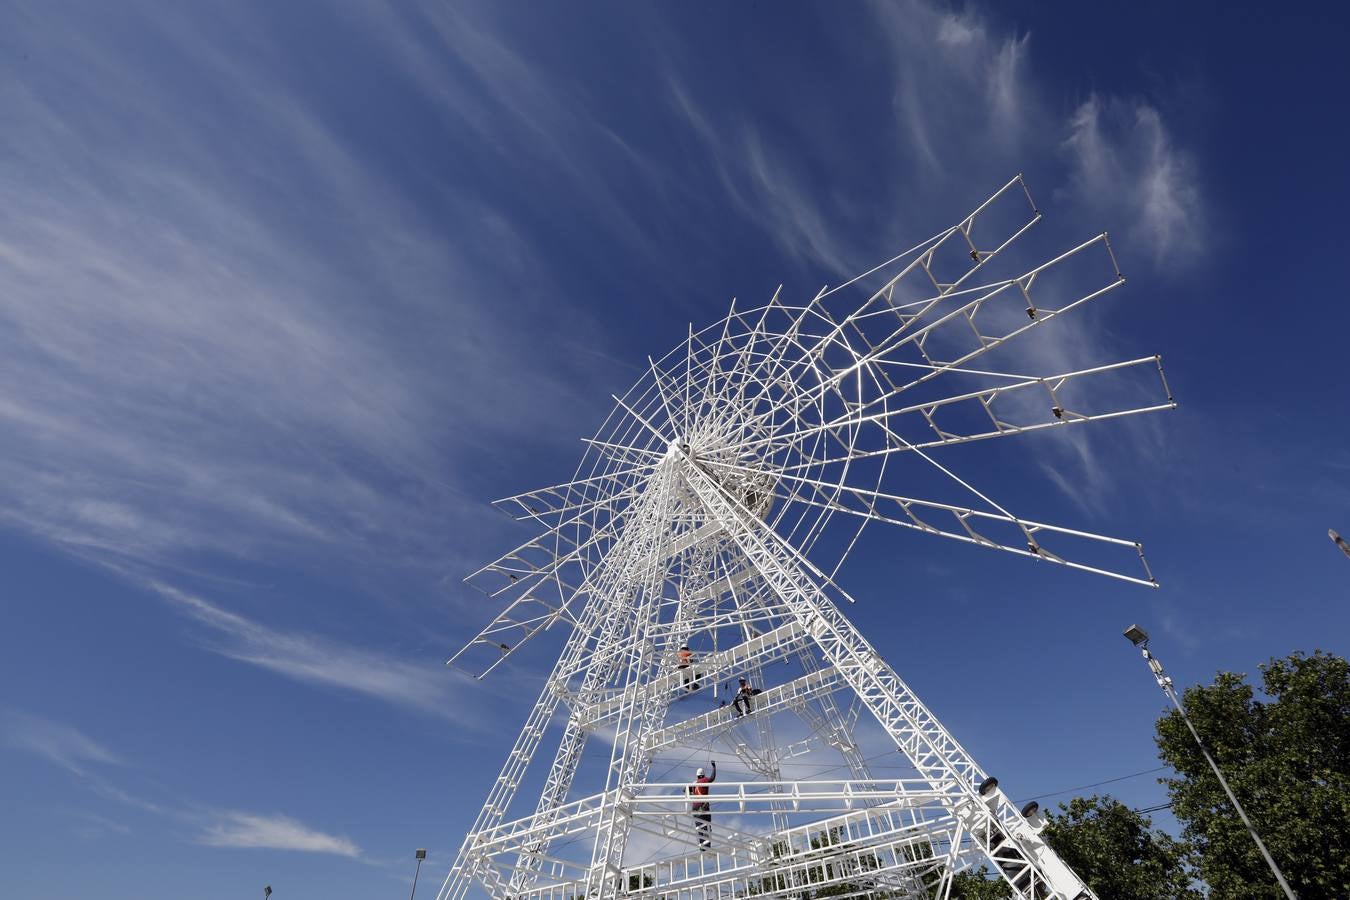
[696,767,705,777]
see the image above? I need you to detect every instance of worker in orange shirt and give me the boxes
[676,644,694,691]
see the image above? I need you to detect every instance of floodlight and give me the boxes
[1122,624,1149,646]
[409,849,427,900]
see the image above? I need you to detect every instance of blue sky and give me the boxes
[2,2,1348,897]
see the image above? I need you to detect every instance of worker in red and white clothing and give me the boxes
[687,760,716,850]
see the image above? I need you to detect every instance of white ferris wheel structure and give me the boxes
[438,176,1176,900]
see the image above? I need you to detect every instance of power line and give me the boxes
[1135,802,1173,815]
[1017,766,1169,803]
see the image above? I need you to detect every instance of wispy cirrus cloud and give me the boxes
[0,0,1197,598]
[661,0,1189,519]
[0,2,614,590]
[4,710,364,857]
[1063,95,1203,264]
[143,579,481,725]
[666,0,1200,288]
[1,710,123,776]
[68,809,133,840]
[870,2,1201,266]
[0,712,173,817]
[198,811,361,857]
[666,79,864,280]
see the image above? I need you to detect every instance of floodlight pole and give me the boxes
[1123,626,1297,900]
[409,849,427,900]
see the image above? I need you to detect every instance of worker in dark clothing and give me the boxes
[733,677,755,716]
[677,644,694,691]
[687,760,716,850]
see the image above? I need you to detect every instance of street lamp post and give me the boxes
[409,848,427,900]
[1122,624,1297,900]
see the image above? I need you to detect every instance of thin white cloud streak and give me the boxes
[0,3,611,590]
[0,1,681,741]
[144,579,480,726]
[694,0,1205,275]
[68,810,133,839]
[0,713,174,816]
[0,0,1197,592]
[667,80,862,280]
[878,3,1186,512]
[5,711,193,820]
[0,0,1196,767]
[3,710,366,857]
[348,2,674,275]
[660,0,1192,518]
[1,710,123,776]
[198,811,361,857]
[871,3,1040,177]
[1064,96,1203,264]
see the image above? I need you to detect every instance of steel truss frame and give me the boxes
[438,176,1174,900]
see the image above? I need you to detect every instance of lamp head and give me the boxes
[264,888,272,898]
[416,848,427,860]
[1123,624,1150,647]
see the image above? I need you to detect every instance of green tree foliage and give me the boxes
[946,796,1193,900]
[1155,650,1350,899]
[1040,795,1198,899]
[947,868,1011,899]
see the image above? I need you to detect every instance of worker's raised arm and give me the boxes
[708,760,716,782]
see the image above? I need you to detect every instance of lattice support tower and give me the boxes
[438,176,1176,900]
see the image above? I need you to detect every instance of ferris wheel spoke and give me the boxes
[493,463,656,522]
[747,232,1126,440]
[715,326,853,451]
[717,339,822,447]
[704,291,786,429]
[683,322,695,436]
[464,509,619,599]
[739,356,1176,468]
[725,255,1129,466]
[447,590,581,678]
[647,355,686,434]
[455,469,691,677]
[680,303,823,441]
[839,176,1042,344]
[580,437,666,468]
[676,316,737,432]
[702,457,1155,586]
[769,175,1041,391]
[866,232,1125,386]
